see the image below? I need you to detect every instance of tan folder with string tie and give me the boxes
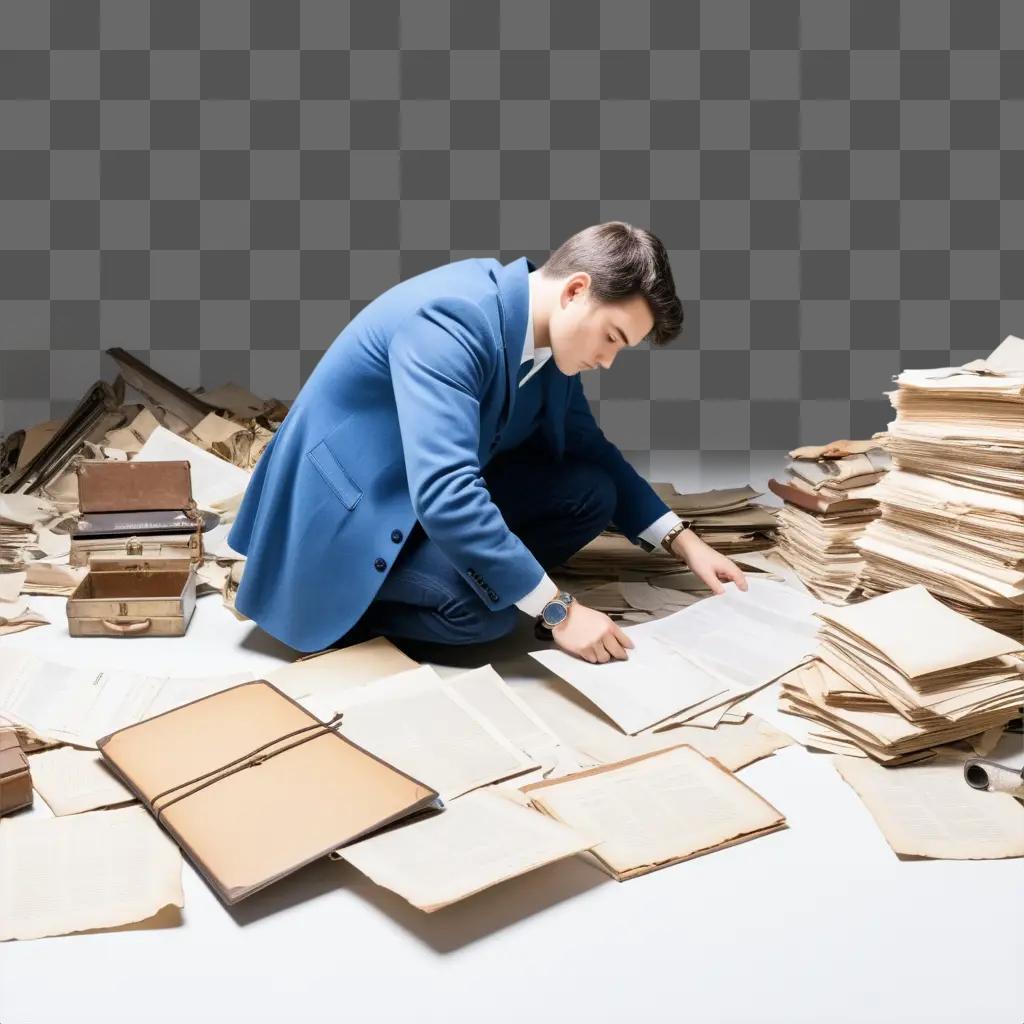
[97,679,440,905]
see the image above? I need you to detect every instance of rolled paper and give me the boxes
[964,758,1024,797]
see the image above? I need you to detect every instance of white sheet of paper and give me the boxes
[531,578,820,735]
[834,755,1024,859]
[531,630,724,735]
[27,746,136,816]
[335,666,538,799]
[134,425,251,507]
[655,577,821,695]
[443,665,566,769]
[269,636,420,710]
[0,806,183,941]
[337,788,595,912]
[200,523,245,560]
[0,571,26,602]
[514,674,791,771]
[0,494,57,526]
[0,650,258,747]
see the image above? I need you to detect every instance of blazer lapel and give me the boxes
[489,255,534,434]
[489,254,577,459]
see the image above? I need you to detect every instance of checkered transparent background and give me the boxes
[1,0,1022,481]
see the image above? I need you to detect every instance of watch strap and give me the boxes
[661,518,694,553]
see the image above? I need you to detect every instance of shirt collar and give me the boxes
[519,272,552,386]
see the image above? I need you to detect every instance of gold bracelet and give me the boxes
[660,519,693,553]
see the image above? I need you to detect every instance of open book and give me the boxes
[524,744,786,880]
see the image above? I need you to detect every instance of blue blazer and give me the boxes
[228,256,670,652]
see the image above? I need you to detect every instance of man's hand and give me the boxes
[670,528,748,595]
[551,601,635,664]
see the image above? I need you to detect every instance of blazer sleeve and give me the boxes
[563,373,671,544]
[388,295,547,610]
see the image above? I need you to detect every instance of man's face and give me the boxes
[548,272,655,376]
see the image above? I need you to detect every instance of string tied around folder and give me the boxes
[148,711,344,823]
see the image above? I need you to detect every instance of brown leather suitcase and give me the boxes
[67,460,202,638]
[69,460,204,567]
[66,556,198,637]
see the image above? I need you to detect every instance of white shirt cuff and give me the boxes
[639,510,684,548]
[515,572,558,618]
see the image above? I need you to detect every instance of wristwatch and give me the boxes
[540,590,574,629]
[661,518,694,553]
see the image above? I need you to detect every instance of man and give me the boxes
[228,222,747,662]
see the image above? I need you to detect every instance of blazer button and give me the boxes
[374,557,387,572]
[390,529,403,543]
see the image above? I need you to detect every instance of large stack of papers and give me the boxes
[0,493,61,570]
[769,439,887,604]
[778,585,1024,763]
[855,336,1024,639]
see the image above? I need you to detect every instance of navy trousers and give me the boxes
[339,448,617,648]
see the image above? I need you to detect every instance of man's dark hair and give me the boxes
[539,222,684,346]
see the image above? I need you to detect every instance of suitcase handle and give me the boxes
[101,618,152,634]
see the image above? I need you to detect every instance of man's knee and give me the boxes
[435,599,518,645]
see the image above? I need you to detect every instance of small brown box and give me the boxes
[0,730,33,817]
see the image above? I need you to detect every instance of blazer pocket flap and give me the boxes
[307,440,362,510]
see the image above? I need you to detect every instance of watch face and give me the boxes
[542,601,569,627]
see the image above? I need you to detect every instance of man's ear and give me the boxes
[563,271,590,304]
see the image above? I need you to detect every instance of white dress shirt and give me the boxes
[513,275,683,618]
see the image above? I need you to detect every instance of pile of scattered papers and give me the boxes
[651,483,779,554]
[0,628,800,934]
[778,585,1024,764]
[0,348,290,623]
[552,485,778,623]
[855,336,1024,640]
[769,439,887,604]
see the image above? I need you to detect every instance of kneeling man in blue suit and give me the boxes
[228,222,747,663]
